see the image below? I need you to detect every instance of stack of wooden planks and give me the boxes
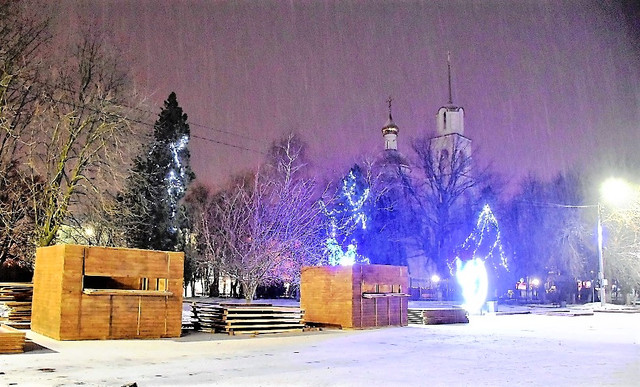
[408,307,469,325]
[0,324,27,353]
[0,283,33,329]
[192,302,305,335]
[182,303,196,330]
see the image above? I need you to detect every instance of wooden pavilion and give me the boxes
[32,244,183,340]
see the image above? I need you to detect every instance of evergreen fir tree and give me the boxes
[121,92,194,251]
[322,165,371,265]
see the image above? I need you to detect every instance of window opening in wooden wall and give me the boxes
[83,276,170,295]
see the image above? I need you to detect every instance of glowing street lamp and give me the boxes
[600,178,633,208]
[598,177,634,307]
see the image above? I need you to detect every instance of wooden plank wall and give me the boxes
[301,265,409,328]
[300,266,354,328]
[353,265,409,328]
[32,245,183,340]
[84,246,175,278]
[31,244,68,339]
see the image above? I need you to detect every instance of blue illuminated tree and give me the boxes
[456,204,508,272]
[453,204,508,300]
[322,165,371,265]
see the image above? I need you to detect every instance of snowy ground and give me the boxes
[2,303,639,387]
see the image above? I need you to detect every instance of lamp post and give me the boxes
[597,177,634,307]
[557,178,633,307]
[596,203,605,307]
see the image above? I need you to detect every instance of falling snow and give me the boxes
[57,1,640,194]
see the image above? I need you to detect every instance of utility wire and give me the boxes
[189,122,265,145]
[5,83,266,155]
[5,81,267,152]
[516,200,597,209]
[191,134,265,155]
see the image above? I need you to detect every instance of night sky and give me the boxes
[60,0,640,194]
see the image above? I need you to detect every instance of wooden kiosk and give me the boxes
[32,244,183,340]
[301,264,409,328]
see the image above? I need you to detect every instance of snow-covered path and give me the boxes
[2,311,639,386]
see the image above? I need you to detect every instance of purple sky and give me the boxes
[62,0,640,194]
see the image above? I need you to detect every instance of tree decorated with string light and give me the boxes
[322,165,371,265]
[121,92,195,251]
[453,204,509,305]
[456,204,508,272]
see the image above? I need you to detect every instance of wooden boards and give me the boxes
[32,245,184,340]
[408,307,469,325]
[192,303,305,335]
[0,324,26,353]
[0,283,33,329]
[301,265,409,329]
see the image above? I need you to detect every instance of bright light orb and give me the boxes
[431,274,441,283]
[601,177,633,207]
[84,226,95,237]
[340,244,357,266]
[455,257,488,313]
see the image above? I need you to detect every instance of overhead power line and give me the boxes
[191,134,265,154]
[5,82,266,155]
[189,122,265,145]
[516,200,597,209]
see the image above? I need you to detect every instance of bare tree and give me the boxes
[182,182,211,297]
[601,193,640,301]
[1,5,145,279]
[504,172,596,302]
[25,32,145,247]
[405,133,485,276]
[202,134,325,302]
[56,192,129,247]
[0,2,49,269]
[0,1,50,170]
[0,161,43,269]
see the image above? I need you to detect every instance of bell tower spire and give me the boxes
[436,52,464,136]
[447,51,453,105]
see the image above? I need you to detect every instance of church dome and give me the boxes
[381,114,399,136]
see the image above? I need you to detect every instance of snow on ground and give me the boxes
[2,303,639,387]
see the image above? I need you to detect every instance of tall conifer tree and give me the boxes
[121,92,194,251]
[322,165,371,265]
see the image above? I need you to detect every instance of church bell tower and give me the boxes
[430,52,472,169]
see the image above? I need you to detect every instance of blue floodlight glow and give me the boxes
[455,257,488,313]
[326,238,369,266]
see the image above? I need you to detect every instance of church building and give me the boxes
[372,53,474,293]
